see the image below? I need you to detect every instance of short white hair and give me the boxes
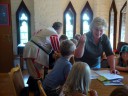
[90,17,107,31]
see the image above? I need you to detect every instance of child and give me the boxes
[110,85,128,96]
[43,40,76,96]
[60,62,98,96]
[59,34,68,43]
[115,45,128,71]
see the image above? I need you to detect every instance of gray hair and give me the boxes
[63,62,91,95]
[60,40,76,56]
[90,17,107,31]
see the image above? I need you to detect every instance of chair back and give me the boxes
[37,80,47,96]
[0,73,17,96]
[9,65,25,96]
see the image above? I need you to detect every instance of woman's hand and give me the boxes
[79,35,86,44]
[74,35,86,58]
[110,69,120,74]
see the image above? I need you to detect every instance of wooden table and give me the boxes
[90,71,128,96]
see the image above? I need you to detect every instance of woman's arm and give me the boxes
[107,55,115,70]
[107,55,120,74]
[74,35,86,58]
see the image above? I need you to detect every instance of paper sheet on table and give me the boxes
[91,70,100,79]
[95,70,123,80]
[103,81,124,86]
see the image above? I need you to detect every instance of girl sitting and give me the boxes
[115,45,128,71]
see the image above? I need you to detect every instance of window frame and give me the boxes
[63,1,76,39]
[80,1,93,35]
[119,1,127,42]
[16,1,31,47]
[108,0,117,50]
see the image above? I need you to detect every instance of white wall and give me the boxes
[11,0,34,55]
[11,0,128,54]
[34,0,127,36]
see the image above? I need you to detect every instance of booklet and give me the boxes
[95,70,123,80]
[103,81,124,86]
[95,70,124,86]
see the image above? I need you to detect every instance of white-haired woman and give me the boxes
[76,17,118,74]
[60,62,98,96]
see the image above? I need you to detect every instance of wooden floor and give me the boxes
[22,69,29,87]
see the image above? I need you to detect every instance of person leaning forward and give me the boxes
[75,17,119,74]
[23,22,62,92]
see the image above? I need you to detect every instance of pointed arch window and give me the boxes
[63,2,76,39]
[108,0,117,50]
[80,1,93,35]
[16,1,31,47]
[119,1,127,42]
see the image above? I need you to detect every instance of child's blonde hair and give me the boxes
[63,62,91,95]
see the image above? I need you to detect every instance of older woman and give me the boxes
[75,17,118,74]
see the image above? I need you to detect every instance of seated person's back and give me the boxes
[43,39,76,96]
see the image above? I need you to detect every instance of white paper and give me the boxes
[91,70,100,79]
[95,70,123,80]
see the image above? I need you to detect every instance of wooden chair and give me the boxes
[0,73,17,96]
[37,80,47,96]
[9,65,35,96]
[9,65,25,96]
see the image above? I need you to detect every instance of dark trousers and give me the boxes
[27,76,43,96]
[44,86,61,96]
